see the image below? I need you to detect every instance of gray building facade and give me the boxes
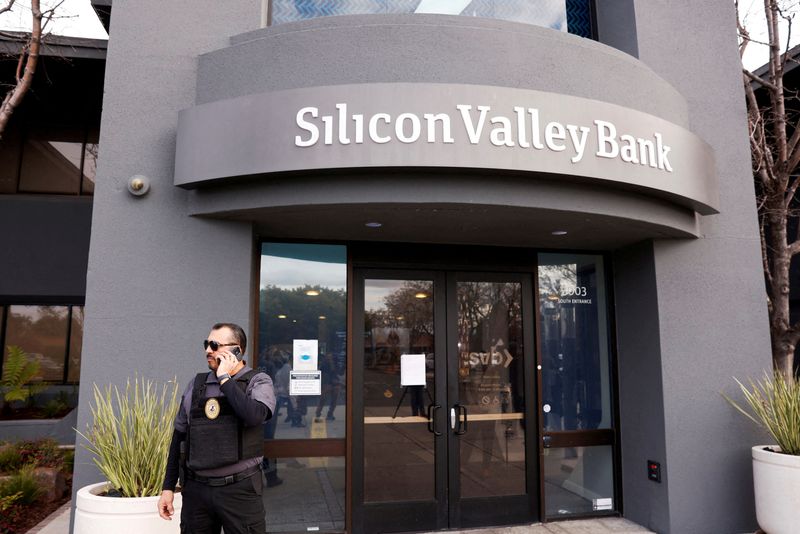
[73,1,770,532]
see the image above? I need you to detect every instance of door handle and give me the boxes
[427,404,442,436]
[455,404,468,435]
[450,407,457,430]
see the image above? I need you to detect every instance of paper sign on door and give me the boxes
[400,354,426,386]
[293,339,318,370]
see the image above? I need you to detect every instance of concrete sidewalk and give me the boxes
[28,501,71,534]
[29,506,653,534]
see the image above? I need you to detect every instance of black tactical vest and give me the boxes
[186,370,264,471]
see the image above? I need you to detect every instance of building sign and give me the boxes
[175,83,718,214]
[295,105,673,172]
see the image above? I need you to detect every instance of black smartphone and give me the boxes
[231,346,243,361]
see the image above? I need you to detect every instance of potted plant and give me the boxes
[74,376,180,534]
[724,371,800,534]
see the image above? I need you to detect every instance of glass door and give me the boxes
[353,270,538,533]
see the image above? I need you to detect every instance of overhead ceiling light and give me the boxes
[396,315,404,321]
[318,315,326,320]
[414,292,428,299]
[277,314,287,319]
[365,222,383,228]
[547,294,560,301]
[551,230,568,236]
[305,289,320,296]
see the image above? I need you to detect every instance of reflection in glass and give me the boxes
[0,132,22,193]
[538,254,611,432]
[457,281,525,498]
[259,243,347,438]
[67,307,84,383]
[364,279,435,503]
[19,139,83,194]
[262,456,345,532]
[3,305,69,382]
[82,143,98,194]
[258,243,347,503]
[268,0,591,36]
[543,446,614,518]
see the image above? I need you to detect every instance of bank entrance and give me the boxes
[258,243,618,533]
[352,267,538,533]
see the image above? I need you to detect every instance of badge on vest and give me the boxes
[204,398,220,419]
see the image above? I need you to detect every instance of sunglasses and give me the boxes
[203,340,238,351]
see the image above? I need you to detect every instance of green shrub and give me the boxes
[724,371,800,455]
[61,447,74,473]
[0,491,21,512]
[16,439,62,469]
[0,445,21,474]
[77,376,179,497]
[1,346,46,405]
[0,465,42,505]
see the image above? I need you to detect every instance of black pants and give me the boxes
[180,473,266,534]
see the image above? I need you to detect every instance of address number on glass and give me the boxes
[561,286,588,297]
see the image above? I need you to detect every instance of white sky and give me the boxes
[0,0,107,39]
[739,0,800,70]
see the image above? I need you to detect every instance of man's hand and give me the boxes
[157,490,174,520]
[216,350,239,377]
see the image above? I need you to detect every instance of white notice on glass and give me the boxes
[400,354,426,386]
[290,370,322,396]
[293,339,318,371]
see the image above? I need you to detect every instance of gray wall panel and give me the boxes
[630,1,770,532]
[0,196,92,299]
[70,1,260,530]
[612,241,669,533]
[198,14,688,126]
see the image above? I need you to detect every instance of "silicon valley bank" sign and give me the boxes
[295,104,674,172]
[174,83,717,214]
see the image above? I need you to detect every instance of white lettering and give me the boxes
[620,134,638,163]
[529,108,545,149]
[595,120,619,158]
[566,124,590,163]
[424,113,454,143]
[490,116,515,147]
[514,107,530,148]
[457,104,490,144]
[353,114,364,144]
[655,133,673,172]
[638,138,656,168]
[369,113,392,144]
[545,122,566,151]
[295,107,319,147]
[321,115,333,145]
[335,103,350,145]
[395,113,421,143]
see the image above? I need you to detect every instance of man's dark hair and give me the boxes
[212,322,247,354]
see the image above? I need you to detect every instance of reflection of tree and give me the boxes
[5,306,69,382]
[259,285,347,358]
[457,282,521,355]
[537,264,577,300]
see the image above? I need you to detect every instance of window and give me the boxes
[538,253,617,518]
[0,304,84,384]
[0,126,99,196]
[258,242,347,532]
[266,0,594,38]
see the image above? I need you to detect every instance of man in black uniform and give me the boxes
[158,323,276,534]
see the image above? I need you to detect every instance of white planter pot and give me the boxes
[74,481,182,534]
[752,445,800,534]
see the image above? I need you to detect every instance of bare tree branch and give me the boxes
[0,0,44,139]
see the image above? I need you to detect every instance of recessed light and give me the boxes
[305,289,320,296]
[277,314,287,319]
[365,222,383,228]
[414,292,428,299]
[318,315,326,320]
[551,230,568,236]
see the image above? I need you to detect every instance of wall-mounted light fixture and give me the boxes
[127,175,151,197]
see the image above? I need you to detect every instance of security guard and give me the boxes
[158,323,275,534]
